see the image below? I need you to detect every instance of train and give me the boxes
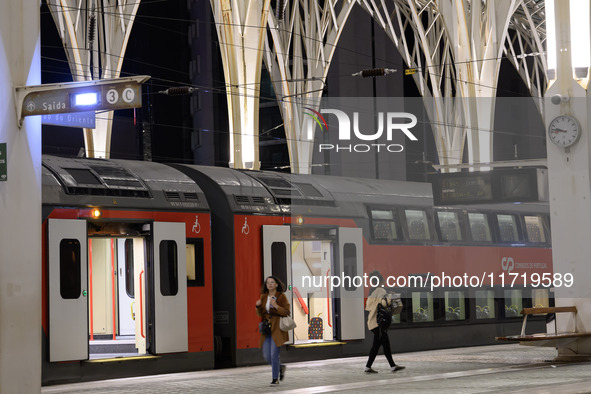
[41,155,553,384]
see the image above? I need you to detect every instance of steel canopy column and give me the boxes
[360,1,548,170]
[46,0,141,158]
[265,0,356,174]
[210,0,271,170]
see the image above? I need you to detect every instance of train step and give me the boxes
[89,337,136,354]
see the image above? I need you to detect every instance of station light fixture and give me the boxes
[73,92,99,107]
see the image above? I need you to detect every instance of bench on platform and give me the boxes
[496,306,591,347]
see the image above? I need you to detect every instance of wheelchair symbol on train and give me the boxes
[241,218,250,235]
[192,216,201,234]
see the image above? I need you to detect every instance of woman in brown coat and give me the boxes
[255,276,290,386]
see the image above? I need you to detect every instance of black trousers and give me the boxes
[366,327,395,368]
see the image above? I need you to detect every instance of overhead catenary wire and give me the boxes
[40,2,543,99]
[39,3,548,156]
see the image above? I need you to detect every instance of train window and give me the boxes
[411,292,434,322]
[159,241,179,296]
[524,215,546,243]
[124,239,134,297]
[504,289,523,318]
[532,289,550,309]
[436,211,462,241]
[468,213,492,242]
[271,242,288,287]
[475,290,495,319]
[343,244,357,291]
[497,214,521,243]
[444,291,465,321]
[186,239,205,287]
[369,209,400,241]
[405,209,430,240]
[64,168,101,185]
[59,239,81,299]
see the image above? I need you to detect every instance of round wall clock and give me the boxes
[548,115,580,147]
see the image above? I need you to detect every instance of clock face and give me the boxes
[548,115,580,147]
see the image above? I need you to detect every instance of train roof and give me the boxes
[175,164,433,217]
[42,155,209,211]
[436,202,550,214]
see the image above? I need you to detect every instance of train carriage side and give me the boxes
[254,173,554,353]
[170,164,292,368]
[274,173,436,357]
[307,176,553,352]
[177,166,444,365]
[41,156,214,385]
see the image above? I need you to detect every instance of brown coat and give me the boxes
[256,292,290,348]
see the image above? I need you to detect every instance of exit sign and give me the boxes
[0,143,6,181]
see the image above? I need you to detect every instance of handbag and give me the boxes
[377,300,393,330]
[259,319,271,335]
[280,315,297,331]
[376,293,403,330]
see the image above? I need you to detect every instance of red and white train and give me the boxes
[41,155,552,384]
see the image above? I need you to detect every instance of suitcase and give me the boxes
[308,315,323,339]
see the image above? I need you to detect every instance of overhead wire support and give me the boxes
[351,68,397,77]
[158,86,196,96]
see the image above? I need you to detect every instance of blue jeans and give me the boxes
[262,335,281,379]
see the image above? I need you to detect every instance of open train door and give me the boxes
[152,222,188,353]
[48,219,88,362]
[337,227,365,340]
[262,225,293,342]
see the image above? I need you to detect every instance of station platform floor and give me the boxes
[42,344,591,393]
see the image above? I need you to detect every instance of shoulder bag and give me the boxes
[280,315,297,331]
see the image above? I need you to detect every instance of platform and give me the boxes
[41,344,591,393]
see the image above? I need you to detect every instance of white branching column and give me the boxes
[504,2,548,109]
[436,0,521,166]
[361,0,548,169]
[265,0,356,174]
[210,0,271,170]
[47,0,140,158]
[359,0,464,169]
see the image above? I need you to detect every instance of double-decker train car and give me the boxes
[41,155,553,384]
